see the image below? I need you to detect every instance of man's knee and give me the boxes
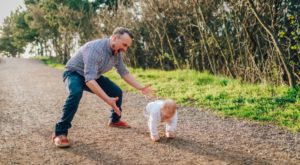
[69,89,83,101]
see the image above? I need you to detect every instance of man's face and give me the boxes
[112,33,132,54]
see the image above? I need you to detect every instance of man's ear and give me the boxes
[111,35,117,41]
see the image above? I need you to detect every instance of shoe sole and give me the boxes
[108,124,131,128]
[54,143,71,148]
[53,140,71,148]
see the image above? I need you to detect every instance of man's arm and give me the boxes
[122,73,155,96]
[86,80,121,116]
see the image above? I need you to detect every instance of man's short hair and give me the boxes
[113,27,134,39]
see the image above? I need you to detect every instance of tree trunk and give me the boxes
[248,0,296,87]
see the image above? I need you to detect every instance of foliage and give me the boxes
[1,0,300,85]
[0,9,29,57]
[34,56,65,69]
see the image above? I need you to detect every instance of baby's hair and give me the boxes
[161,99,177,118]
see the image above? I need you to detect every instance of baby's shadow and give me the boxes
[158,137,272,164]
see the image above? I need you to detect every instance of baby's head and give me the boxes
[161,99,177,122]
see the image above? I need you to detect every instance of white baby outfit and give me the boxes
[144,100,177,136]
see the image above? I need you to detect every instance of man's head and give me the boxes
[110,27,134,55]
[161,99,177,122]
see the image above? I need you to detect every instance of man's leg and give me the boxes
[55,71,85,136]
[96,76,123,123]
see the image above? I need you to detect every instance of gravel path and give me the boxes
[0,58,300,165]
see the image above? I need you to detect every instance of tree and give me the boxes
[0,9,27,57]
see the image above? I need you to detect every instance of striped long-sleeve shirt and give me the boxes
[66,38,129,82]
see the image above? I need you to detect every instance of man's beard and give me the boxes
[112,44,122,55]
[113,49,121,55]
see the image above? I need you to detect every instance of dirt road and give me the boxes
[0,58,300,165]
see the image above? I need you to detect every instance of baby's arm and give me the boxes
[149,115,160,142]
[165,112,178,138]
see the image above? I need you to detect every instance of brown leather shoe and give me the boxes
[108,120,131,128]
[52,134,70,148]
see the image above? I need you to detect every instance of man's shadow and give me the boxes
[62,140,135,165]
[40,129,135,165]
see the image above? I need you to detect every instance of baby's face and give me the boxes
[161,106,176,122]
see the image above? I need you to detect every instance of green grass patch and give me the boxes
[34,56,65,70]
[37,56,300,132]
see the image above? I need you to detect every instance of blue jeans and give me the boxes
[55,71,123,136]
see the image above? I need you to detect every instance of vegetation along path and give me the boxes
[0,58,300,165]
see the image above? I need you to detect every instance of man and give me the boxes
[52,27,154,148]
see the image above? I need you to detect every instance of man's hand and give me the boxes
[106,97,121,116]
[140,85,155,98]
[122,74,155,98]
[85,80,121,116]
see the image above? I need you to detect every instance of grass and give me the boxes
[37,56,300,132]
[34,56,65,70]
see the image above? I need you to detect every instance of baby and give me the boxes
[144,99,177,142]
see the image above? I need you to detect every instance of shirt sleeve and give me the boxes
[82,46,102,82]
[146,102,159,136]
[115,54,129,78]
[149,114,159,136]
[166,112,177,132]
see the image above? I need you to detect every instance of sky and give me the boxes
[0,0,31,58]
[0,0,24,26]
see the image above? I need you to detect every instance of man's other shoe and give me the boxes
[108,120,131,128]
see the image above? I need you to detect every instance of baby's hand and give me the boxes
[151,135,160,142]
[166,131,176,139]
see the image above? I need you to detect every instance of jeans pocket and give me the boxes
[63,70,73,82]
